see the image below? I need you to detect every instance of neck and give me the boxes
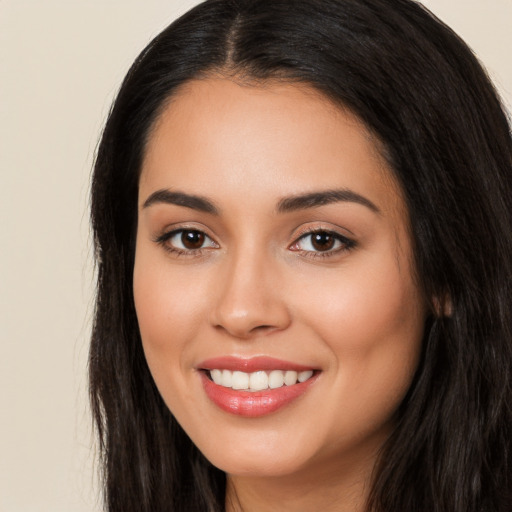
[224,446,378,512]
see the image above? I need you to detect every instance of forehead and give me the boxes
[140,77,404,217]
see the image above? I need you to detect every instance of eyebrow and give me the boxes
[277,189,380,214]
[142,189,219,214]
[142,187,380,215]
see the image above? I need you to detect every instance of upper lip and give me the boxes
[197,356,317,373]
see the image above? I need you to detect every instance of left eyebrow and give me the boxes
[276,189,380,214]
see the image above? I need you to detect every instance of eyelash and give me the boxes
[289,228,356,259]
[155,228,218,258]
[154,227,356,259]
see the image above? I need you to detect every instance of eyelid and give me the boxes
[154,224,220,256]
[153,221,216,241]
[288,225,356,256]
[152,222,355,259]
[168,230,217,249]
[290,222,354,242]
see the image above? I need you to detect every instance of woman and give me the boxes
[89,0,512,510]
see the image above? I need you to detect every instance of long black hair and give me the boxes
[89,1,512,510]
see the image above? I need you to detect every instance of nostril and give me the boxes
[213,322,281,339]
[209,290,292,338]
[250,325,277,334]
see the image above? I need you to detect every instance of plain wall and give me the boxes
[1,1,510,511]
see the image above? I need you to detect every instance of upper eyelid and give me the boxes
[154,222,217,240]
[292,224,354,241]
[156,227,217,245]
[155,228,219,257]
[289,225,356,249]
[153,223,355,248]
[293,229,353,246]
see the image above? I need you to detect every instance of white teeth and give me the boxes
[221,369,232,388]
[211,369,223,385]
[209,368,314,391]
[268,370,285,389]
[232,371,249,390]
[249,371,268,391]
[298,370,313,382]
[284,370,298,386]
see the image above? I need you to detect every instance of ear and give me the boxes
[432,293,452,317]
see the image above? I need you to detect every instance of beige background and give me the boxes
[1,1,510,511]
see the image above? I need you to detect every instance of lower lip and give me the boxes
[200,372,318,417]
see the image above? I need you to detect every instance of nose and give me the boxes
[209,249,291,339]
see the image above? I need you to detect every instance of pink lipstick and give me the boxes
[198,356,319,417]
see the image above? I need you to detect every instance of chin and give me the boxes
[188,426,308,476]
[212,451,312,478]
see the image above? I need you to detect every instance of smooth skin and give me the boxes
[134,78,428,511]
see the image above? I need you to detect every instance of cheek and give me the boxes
[133,264,204,427]
[295,250,425,419]
[301,255,424,347]
[132,244,206,395]
[134,245,208,344]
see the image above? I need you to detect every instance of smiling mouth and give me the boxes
[197,356,320,417]
[199,362,320,417]
[206,369,315,391]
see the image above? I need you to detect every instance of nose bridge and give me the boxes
[211,241,290,338]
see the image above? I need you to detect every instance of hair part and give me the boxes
[90,1,512,510]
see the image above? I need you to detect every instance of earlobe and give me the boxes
[432,293,452,317]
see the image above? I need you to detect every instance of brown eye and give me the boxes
[181,230,205,249]
[290,229,354,255]
[159,229,218,253]
[310,232,335,251]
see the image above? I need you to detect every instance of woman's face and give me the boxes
[134,78,427,481]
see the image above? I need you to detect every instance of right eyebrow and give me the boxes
[142,189,219,215]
